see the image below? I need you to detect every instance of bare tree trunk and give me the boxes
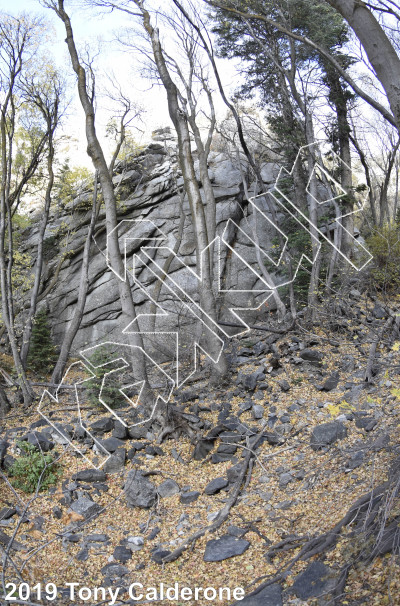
[305,117,322,317]
[136,2,228,379]
[350,131,378,225]
[0,385,10,418]
[51,173,99,387]
[21,108,57,368]
[0,90,34,407]
[51,1,150,400]
[326,0,400,132]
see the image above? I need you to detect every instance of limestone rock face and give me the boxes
[21,138,283,354]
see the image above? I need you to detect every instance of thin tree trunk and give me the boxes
[53,1,150,402]
[136,3,228,379]
[21,121,56,368]
[51,173,99,387]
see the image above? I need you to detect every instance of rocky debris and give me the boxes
[103,448,126,474]
[0,529,26,552]
[204,477,229,495]
[157,479,180,498]
[0,507,16,521]
[180,490,200,504]
[76,546,89,561]
[89,418,114,435]
[203,535,250,562]
[69,497,102,520]
[299,349,324,363]
[124,470,157,509]
[290,561,335,600]
[355,416,378,431]
[278,379,290,392]
[151,549,172,564]
[112,422,128,439]
[310,421,348,451]
[345,450,365,471]
[101,563,129,578]
[227,463,244,483]
[113,544,132,563]
[231,583,282,606]
[97,437,125,453]
[126,536,144,551]
[20,431,54,452]
[317,370,340,391]
[252,405,264,419]
[278,472,293,489]
[72,469,107,483]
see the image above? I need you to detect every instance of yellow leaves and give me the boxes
[392,341,400,352]
[391,388,400,400]
[326,400,354,418]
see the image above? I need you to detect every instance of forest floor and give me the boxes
[1,296,400,606]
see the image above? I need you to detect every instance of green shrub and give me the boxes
[367,222,400,292]
[10,441,61,493]
[28,308,57,373]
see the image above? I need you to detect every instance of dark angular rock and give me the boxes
[124,470,157,509]
[20,431,54,452]
[291,561,334,600]
[97,437,125,453]
[318,371,340,392]
[212,453,236,463]
[180,491,200,504]
[157,479,180,498]
[227,525,247,538]
[89,417,114,435]
[230,584,282,606]
[69,497,102,520]
[373,304,387,319]
[112,421,128,439]
[76,546,89,561]
[355,416,377,431]
[227,463,244,483]
[0,507,16,521]
[252,405,264,419]
[193,439,214,460]
[101,563,129,578]
[145,445,165,456]
[103,448,126,474]
[72,469,107,483]
[204,477,229,495]
[279,379,290,392]
[2,454,15,471]
[346,451,365,470]
[113,545,132,563]
[151,549,172,564]
[310,422,347,451]
[299,349,324,363]
[204,535,250,562]
[30,419,49,430]
[217,443,238,455]
[128,426,147,440]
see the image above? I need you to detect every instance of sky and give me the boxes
[0,0,239,170]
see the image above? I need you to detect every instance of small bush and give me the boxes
[28,308,57,373]
[367,222,400,292]
[10,441,61,493]
[86,345,122,409]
